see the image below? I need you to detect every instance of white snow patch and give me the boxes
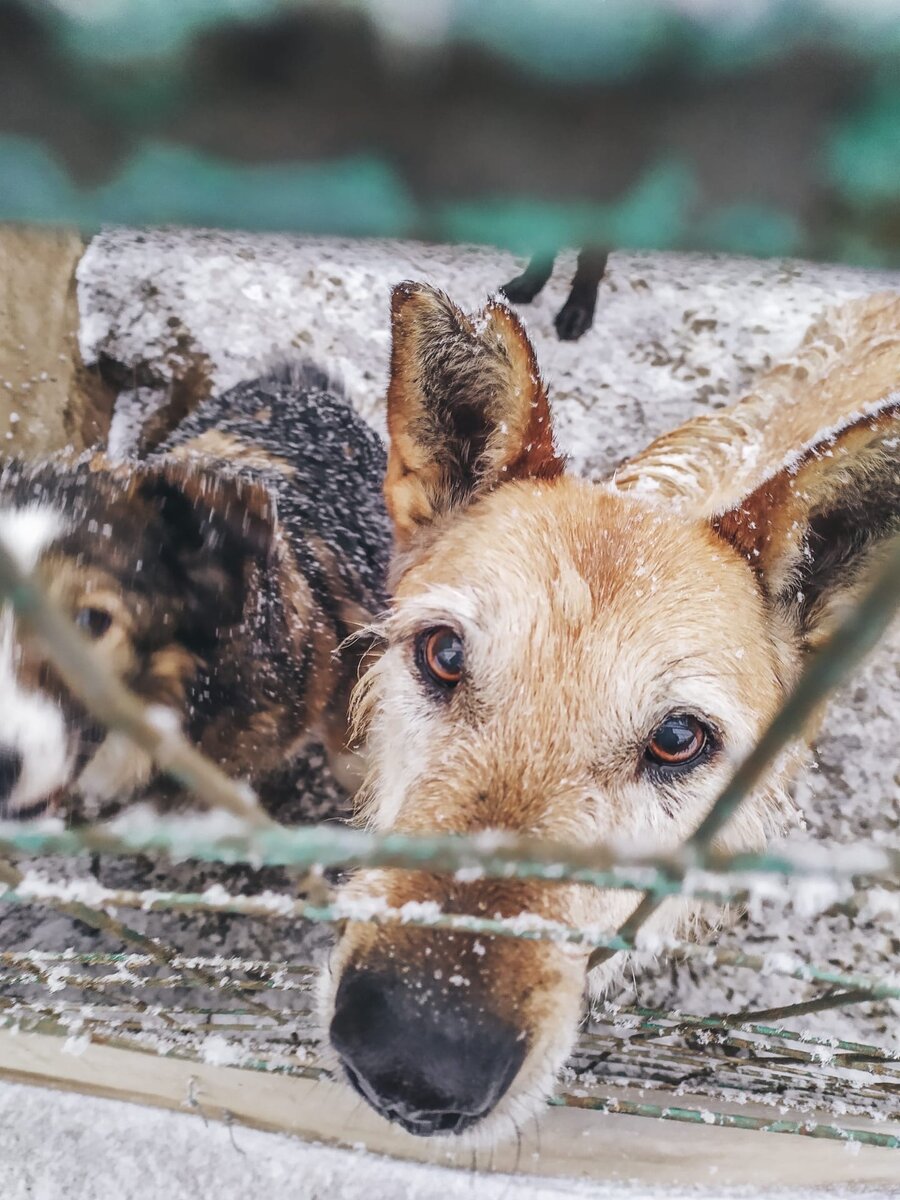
[1,1078,897,1200]
[0,599,72,816]
[61,1033,91,1057]
[0,505,63,571]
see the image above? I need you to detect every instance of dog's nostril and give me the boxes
[330,969,526,1135]
[0,748,24,801]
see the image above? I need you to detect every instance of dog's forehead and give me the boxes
[403,478,741,628]
[0,465,177,596]
[0,462,133,537]
[393,477,776,728]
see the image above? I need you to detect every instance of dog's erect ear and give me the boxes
[384,281,564,541]
[713,398,900,648]
[135,462,277,621]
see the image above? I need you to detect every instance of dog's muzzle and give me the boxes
[329,968,526,1136]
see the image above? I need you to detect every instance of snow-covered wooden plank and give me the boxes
[0,1030,897,1188]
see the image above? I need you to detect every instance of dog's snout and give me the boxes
[0,747,23,801]
[330,969,526,1137]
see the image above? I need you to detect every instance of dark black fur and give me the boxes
[501,246,609,341]
[158,362,389,620]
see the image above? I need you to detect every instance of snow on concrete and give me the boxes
[0,1079,895,1200]
[78,230,900,479]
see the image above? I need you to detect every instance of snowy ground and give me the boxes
[2,232,900,1195]
[2,1078,898,1200]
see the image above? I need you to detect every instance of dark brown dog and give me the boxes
[0,363,390,819]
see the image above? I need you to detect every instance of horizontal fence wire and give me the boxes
[0,534,898,1147]
[0,820,897,893]
[2,879,899,1002]
[550,1095,900,1152]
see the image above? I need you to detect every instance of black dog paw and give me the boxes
[500,273,543,305]
[500,253,556,306]
[554,294,596,341]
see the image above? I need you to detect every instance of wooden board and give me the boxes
[0,1030,897,1189]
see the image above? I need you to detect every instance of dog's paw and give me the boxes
[500,274,542,305]
[554,294,597,341]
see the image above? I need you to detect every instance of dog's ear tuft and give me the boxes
[713,398,900,648]
[135,462,277,621]
[384,281,564,542]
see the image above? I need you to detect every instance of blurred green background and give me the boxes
[1,0,899,263]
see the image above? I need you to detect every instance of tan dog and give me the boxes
[325,285,900,1142]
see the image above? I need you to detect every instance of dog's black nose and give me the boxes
[0,748,23,801]
[330,969,526,1136]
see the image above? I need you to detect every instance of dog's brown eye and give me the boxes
[75,607,113,640]
[646,715,707,767]
[418,627,464,688]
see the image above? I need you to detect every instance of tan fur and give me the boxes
[143,645,202,707]
[386,282,564,545]
[169,430,297,477]
[616,292,900,513]
[326,287,900,1143]
[34,561,146,685]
